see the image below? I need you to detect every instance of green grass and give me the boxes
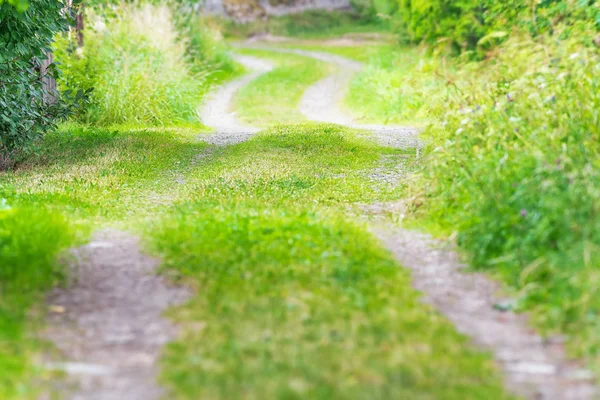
[147,124,512,399]
[275,42,395,63]
[54,4,239,127]
[0,123,208,398]
[413,33,600,372]
[1,121,513,399]
[0,208,73,400]
[233,49,331,126]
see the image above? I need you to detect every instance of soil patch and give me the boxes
[44,230,190,400]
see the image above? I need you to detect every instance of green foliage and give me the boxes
[175,14,237,77]
[0,203,74,399]
[54,3,234,126]
[224,9,389,38]
[0,0,79,164]
[394,0,599,51]
[410,33,600,367]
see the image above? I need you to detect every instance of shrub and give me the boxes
[0,0,77,167]
[412,30,600,363]
[394,0,599,52]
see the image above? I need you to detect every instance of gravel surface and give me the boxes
[373,227,597,400]
[44,230,191,400]
[199,54,273,145]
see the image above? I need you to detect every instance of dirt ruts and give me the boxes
[199,54,274,144]
[44,231,190,400]
[237,42,597,399]
[374,226,597,400]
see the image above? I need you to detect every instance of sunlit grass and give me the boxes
[149,124,512,399]
[233,49,331,126]
[1,122,512,399]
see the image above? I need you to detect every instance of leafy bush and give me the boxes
[55,3,233,126]
[175,13,237,78]
[410,31,600,365]
[394,0,599,52]
[0,0,77,167]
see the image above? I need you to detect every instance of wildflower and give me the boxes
[544,95,556,103]
[520,209,528,217]
[460,118,470,125]
[569,53,580,60]
[455,128,464,135]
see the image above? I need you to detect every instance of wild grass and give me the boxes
[1,121,512,399]
[54,4,238,126]
[0,207,73,400]
[149,124,512,399]
[398,32,600,372]
[233,48,331,126]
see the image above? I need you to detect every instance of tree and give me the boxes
[0,0,81,167]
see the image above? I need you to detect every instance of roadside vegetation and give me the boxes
[224,9,389,39]
[54,3,238,126]
[324,0,600,376]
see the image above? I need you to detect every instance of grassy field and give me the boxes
[149,124,512,399]
[233,49,332,126]
[0,124,208,398]
[0,121,514,399]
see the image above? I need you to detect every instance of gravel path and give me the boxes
[239,43,597,399]
[42,43,596,400]
[44,231,191,400]
[238,44,421,149]
[373,226,597,400]
[199,54,273,144]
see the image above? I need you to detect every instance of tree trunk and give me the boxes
[40,52,58,105]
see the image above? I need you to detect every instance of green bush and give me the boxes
[0,0,78,166]
[394,0,599,52]
[412,31,600,365]
[55,3,233,126]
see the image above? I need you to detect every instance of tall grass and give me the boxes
[55,4,236,126]
[342,19,600,373]
[405,30,600,369]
